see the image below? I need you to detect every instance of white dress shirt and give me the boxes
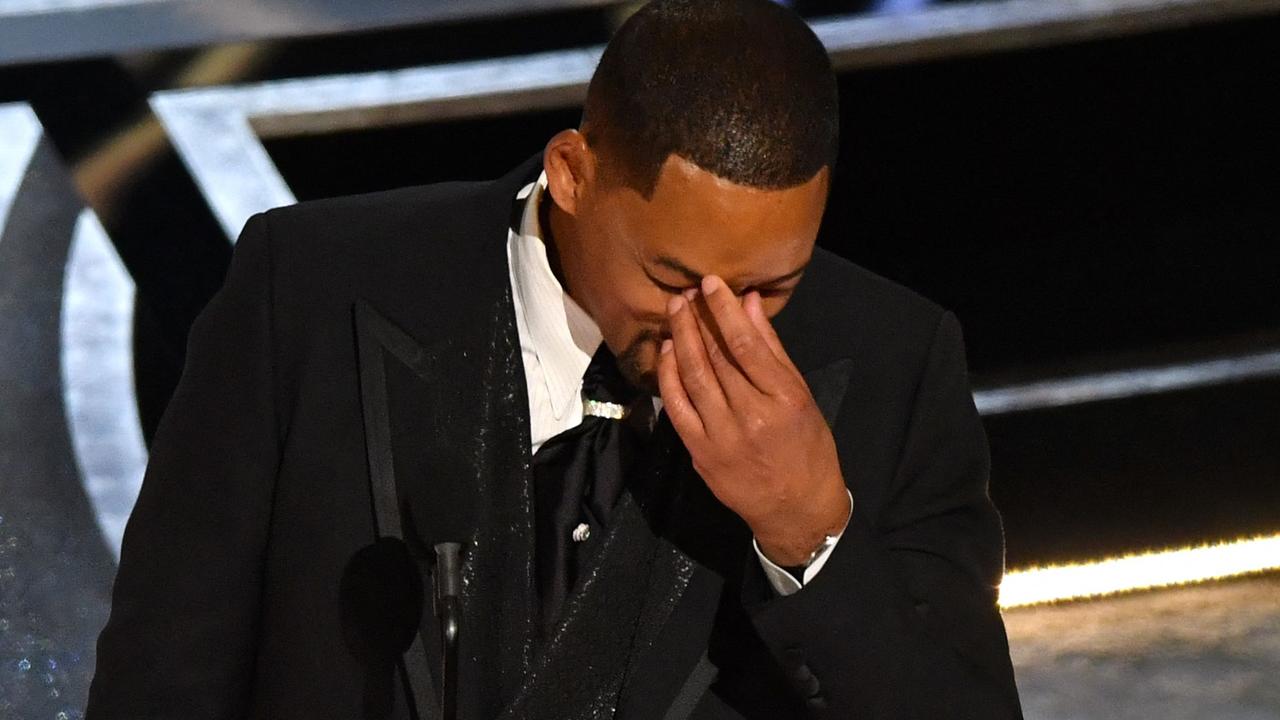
[505,172,848,596]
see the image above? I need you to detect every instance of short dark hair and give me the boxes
[582,0,839,198]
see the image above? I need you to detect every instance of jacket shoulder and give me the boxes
[250,150,541,255]
[257,179,492,249]
[244,177,511,293]
[221,176,519,364]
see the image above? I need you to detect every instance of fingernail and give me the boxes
[667,296,683,315]
[682,288,698,302]
[701,275,722,295]
[661,338,673,355]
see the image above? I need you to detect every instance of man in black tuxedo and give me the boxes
[87,0,1022,718]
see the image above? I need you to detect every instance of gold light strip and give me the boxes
[998,533,1280,609]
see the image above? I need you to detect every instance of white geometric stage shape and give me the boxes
[2,102,146,561]
[999,533,1280,608]
[60,209,147,561]
[0,0,167,17]
[0,103,42,234]
[151,47,603,240]
[974,349,1280,415]
[810,0,1280,66]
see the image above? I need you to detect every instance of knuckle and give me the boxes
[659,371,674,390]
[691,456,714,479]
[684,362,712,389]
[727,332,755,358]
[743,413,769,439]
[777,391,808,417]
[784,379,810,401]
[703,337,727,366]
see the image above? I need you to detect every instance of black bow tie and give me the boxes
[531,343,655,634]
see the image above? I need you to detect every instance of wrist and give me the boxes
[754,485,852,566]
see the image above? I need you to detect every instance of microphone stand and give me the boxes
[433,542,463,720]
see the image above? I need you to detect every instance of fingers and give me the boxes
[699,276,787,394]
[744,291,800,377]
[667,294,732,428]
[657,337,705,441]
[687,290,756,408]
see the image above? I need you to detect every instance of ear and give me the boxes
[543,129,595,217]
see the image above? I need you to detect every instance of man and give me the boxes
[87,0,1022,718]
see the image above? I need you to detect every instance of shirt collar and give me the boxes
[510,171,603,420]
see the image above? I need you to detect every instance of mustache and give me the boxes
[637,330,665,345]
[629,327,668,346]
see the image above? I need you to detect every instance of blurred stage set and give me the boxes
[1,0,1278,717]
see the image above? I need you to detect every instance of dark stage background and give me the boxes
[1,0,1277,717]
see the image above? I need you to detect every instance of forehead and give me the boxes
[612,155,828,284]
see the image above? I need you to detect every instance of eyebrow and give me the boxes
[652,254,809,290]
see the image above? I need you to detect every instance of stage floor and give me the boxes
[1007,573,1280,719]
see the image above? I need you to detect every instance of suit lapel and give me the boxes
[352,300,445,720]
[804,358,855,428]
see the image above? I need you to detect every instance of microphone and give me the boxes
[433,542,464,720]
[339,537,424,719]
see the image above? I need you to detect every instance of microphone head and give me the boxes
[339,536,425,661]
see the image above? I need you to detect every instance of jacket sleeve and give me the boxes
[745,311,1024,719]
[86,213,282,719]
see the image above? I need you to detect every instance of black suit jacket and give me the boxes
[87,155,1023,719]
